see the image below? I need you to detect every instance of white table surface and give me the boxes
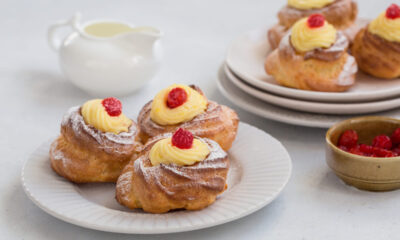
[2,0,399,239]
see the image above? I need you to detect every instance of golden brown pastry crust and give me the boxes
[115,134,229,213]
[50,107,142,183]
[268,24,288,50]
[265,32,357,92]
[351,28,400,79]
[268,0,358,50]
[278,0,357,29]
[137,86,239,151]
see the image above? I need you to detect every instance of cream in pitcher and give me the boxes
[48,13,162,96]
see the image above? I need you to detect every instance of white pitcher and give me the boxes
[48,13,162,97]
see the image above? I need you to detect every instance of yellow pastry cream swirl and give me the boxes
[150,84,208,125]
[290,17,337,52]
[149,137,210,166]
[287,0,334,10]
[81,99,132,134]
[368,12,400,43]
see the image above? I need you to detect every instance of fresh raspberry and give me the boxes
[360,144,374,156]
[373,148,395,158]
[385,152,395,158]
[372,135,392,150]
[102,97,122,116]
[386,4,400,19]
[371,148,384,157]
[171,128,193,149]
[339,145,348,152]
[307,14,325,28]
[391,128,400,145]
[338,130,358,148]
[393,146,400,155]
[167,87,188,108]
[349,145,364,156]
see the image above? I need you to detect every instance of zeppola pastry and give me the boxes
[137,84,239,151]
[268,0,358,49]
[351,4,400,79]
[265,14,357,92]
[50,97,142,183]
[116,128,229,213]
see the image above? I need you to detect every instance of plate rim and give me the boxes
[21,122,292,234]
[224,64,400,115]
[217,65,338,128]
[225,27,400,103]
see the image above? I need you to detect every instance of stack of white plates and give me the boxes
[219,27,400,128]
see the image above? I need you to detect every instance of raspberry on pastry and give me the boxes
[137,84,239,151]
[265,15,357,92]
[268,0,358,49]
[115,129,229,213]
[166,87,188,108]
[49,98,142,183]
[351,4,400,79]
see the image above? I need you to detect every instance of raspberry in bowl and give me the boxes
[326,116,400,191]
[337,129,400,157]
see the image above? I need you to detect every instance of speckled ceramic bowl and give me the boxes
[326,116,400,191]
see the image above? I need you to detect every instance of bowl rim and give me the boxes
[326,116,400,162]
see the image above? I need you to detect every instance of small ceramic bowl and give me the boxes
[326,116,400,191]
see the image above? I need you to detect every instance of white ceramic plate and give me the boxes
[21,122,292,234]
[225,26,400,103]
[225,65,400,115]
[217,66,400,128]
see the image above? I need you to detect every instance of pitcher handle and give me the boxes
[47,12,81,51]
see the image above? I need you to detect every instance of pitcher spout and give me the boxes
[121,26,162,47]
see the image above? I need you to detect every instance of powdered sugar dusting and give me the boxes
[50,140,73,170]
[116,170,133,203]
[132,136,228,197]
[337,54,358,86]
[138,101,225,137]
[63,106,138,146]
[280,0,352,26]
[280,31,349,61]
[328,32,349,52]
[303,32,349,61]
